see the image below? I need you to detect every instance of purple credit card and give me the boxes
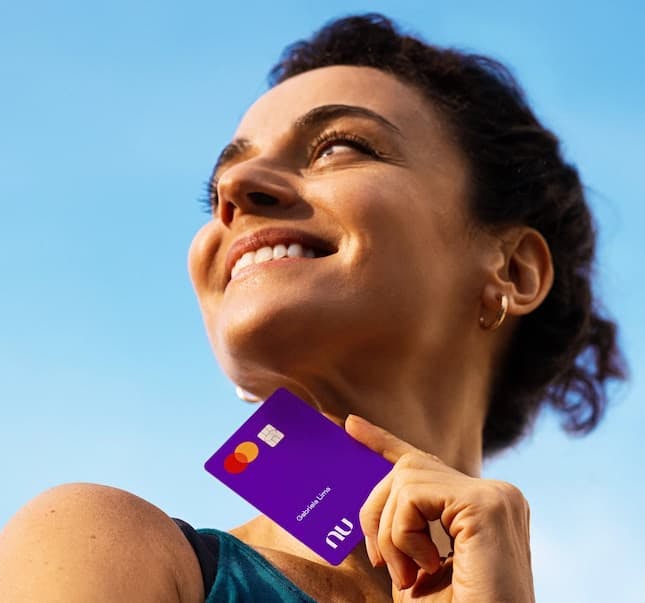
[204,387,393,565]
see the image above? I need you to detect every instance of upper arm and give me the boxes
[0,482,204,603]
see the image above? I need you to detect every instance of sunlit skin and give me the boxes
[188,66,552,602]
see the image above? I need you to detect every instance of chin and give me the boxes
[209,299,333,391]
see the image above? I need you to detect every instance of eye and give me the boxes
[208,178,220,209]
[309,130,379,164]
[319,141,358,158]
[199,178,219,214]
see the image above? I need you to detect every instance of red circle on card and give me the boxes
[223,453,247,473]
[223,441,260,474]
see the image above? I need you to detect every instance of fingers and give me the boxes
[345,414,417,464]
[379,484,442,589]
[351,414,534,598]
[360,471,392,566]
[391,491,442,577]
[347,416,457,589]
[360,463,445,590]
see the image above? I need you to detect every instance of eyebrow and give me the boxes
[210,103,402,180]
[210,138,253,181]
[293,104,403,136]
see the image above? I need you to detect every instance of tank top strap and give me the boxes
[196,528,317,602]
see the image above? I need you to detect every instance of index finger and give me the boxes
[345,414,418,464]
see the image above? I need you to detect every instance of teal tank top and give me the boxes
[196,528,317,602]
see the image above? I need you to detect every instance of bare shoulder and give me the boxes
[0,482,204,603]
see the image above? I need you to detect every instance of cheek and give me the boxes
[340,175,474,312]
[335,176,436,274]
[187,222,221,296]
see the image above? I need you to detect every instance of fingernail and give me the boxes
[364,537,376,566]
[389,567,403,590]
[364,537,384,567]
[346,414,371,427]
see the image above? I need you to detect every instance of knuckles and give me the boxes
[358,502,381,535]
[395,449,444,471]
[390,520,410,550]
[478,480,530,520]
[396,451,423,470]
[360,451,531,547]
[491,480,528,507]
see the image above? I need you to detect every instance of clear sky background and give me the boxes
[1,1,643,600]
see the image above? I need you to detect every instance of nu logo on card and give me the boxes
[325,518,354,549]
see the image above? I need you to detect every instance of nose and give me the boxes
[216,160,297,226]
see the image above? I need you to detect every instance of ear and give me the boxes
[481,226,554,318]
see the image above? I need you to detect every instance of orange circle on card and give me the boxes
[223,441,260,473]
[235,441,259,462]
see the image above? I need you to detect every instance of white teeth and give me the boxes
[238,251,255,267]
[273,244,287,259]
[231,251,255,279]
[287,243,303,258]
[230,242,319,278]
[237,251,255,270]
[254,246,274,263]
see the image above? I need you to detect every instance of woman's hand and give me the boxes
[345,415,535,603]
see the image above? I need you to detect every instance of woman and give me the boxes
[0,14,625,602]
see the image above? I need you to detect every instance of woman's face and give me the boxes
[189,66,492,396]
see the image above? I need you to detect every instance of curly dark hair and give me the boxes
[268,13,627,456]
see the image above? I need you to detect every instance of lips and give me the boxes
[224,227,337,284]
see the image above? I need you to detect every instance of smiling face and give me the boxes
[189,66,492,398]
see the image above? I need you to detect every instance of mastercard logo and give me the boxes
[223,441,259,474]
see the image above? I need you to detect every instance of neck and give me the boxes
[265,337,487,478]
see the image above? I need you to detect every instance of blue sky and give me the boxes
[1,1,643,600]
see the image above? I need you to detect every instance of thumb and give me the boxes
[345,414,417,464]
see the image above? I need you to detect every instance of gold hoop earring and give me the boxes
[479,294,509,331]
